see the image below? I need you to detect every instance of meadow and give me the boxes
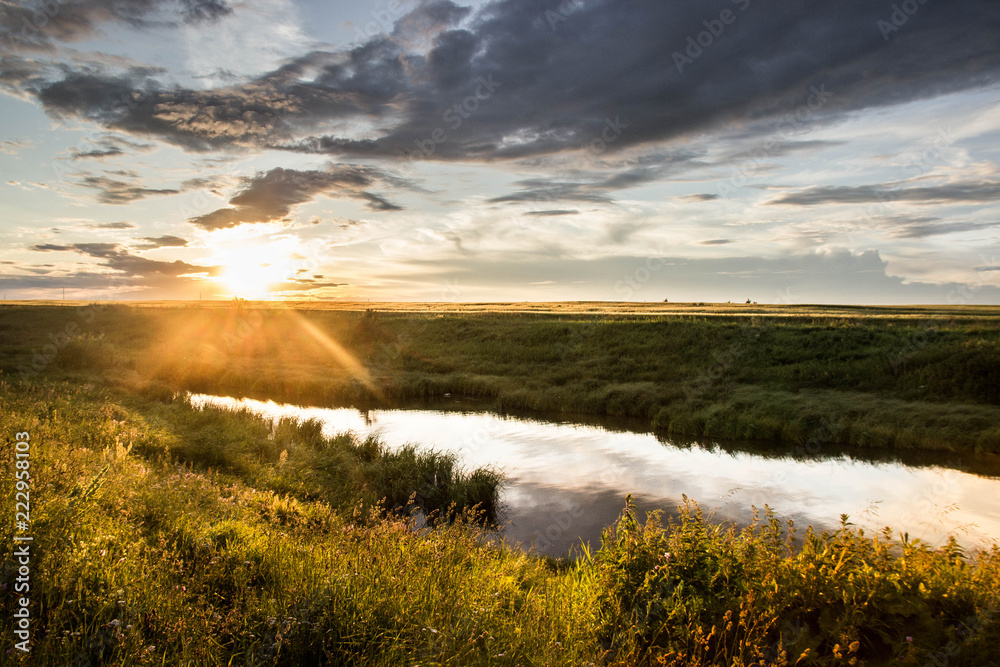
[2,301,999,665]
[5,301,1000,452]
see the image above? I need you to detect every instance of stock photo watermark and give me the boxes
[12,431,34,653]
[543,0,584,31]
[877,0,932,41]
[672,0,753,73]
[718,83,832,197]
[16,303,100,380]
[410,75,502,159]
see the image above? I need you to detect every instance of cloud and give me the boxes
[489,149,705,205]
[0,0,232,52]
[604,221,649,245]
[30,241,217,281]
[523,210,578,216]
[488,180,612,204]
[11,0,998,161]
[189,165,403,230]
[136,235,189,249]
[0,138,34,154]
[30,243,71,252]
[69,134,155,160]
[76,174,181,204]
[682,194,719,202]
[178,0,232,23]
[699,239,735,245]
[886,218,999,239]
[767,181,1000,206]
[87,221,136,229]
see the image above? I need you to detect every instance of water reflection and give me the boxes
[188,393,1000,557]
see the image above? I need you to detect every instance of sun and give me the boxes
[213,240,296,300]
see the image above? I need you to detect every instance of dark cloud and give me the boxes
[390,0,472,47]
[769,181,1000,207]
[69,134,154,160]
[76,174,180,203]
[136,235,188,249]
[10,0,997,161]
[30,241,216,280]
[73,147,124,160]
[189,165,403,230]
[523,209,578,216]
[683,194,720,202]
[178,0,231,23]
[699,239,735,245]
[1,0,232,52]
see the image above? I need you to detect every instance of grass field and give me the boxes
[3,301,999,453]
[2,301,1000,664]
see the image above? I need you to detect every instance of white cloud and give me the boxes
[181,0,312,86]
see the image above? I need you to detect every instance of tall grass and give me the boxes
[596,497,1000,666]
[2,304,998,452]
[0,378,593,665]
[2,377,998,664]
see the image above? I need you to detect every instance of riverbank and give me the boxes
[2,377,998,664]
[2,302,999,453]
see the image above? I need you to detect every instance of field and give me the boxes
[5,301,1000,452]
[2,301,1000,665]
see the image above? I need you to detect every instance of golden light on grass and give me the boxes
[288,309,383,399]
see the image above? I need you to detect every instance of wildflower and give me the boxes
[906,636,913,643]
[100,549,106,557]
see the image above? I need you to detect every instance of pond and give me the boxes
[188,393,1000,557]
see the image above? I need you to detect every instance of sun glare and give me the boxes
[212,240,297,299]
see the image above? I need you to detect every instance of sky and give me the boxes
[1,0,999,303]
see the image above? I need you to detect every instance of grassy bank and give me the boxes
[2,302,999,453]
[2,377,998,665]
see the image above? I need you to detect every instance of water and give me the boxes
[188,393,1000,557]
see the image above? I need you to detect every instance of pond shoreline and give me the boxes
[189,391,1000,555]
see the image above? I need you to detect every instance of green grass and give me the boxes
[1,377,997,665]
[2,303,999,453]
[2,302,1000,663]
